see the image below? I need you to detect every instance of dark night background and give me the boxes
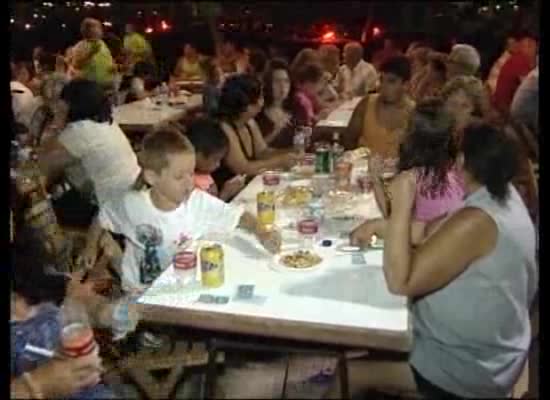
[9,1,539,79]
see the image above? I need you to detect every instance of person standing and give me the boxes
[123,23,154,71]
[71,18,116,90]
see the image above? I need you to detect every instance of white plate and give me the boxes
[269,250,325,273]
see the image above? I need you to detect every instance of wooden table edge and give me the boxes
[136,302,412,352]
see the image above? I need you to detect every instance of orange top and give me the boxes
[358,93,414,159]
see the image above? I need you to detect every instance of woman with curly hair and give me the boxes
[441,76,537,223]
[360,99,465,239]
[440,75,492,143]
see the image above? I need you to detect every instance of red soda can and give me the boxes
[174,251,197,271]
[61,323,97,358]
[298,219,320,235]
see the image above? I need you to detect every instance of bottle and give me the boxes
[159,82,169,108]
[110,294,141,341]
[60,298,98,358]
[331,131,344,166]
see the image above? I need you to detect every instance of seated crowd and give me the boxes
[10,16,538,399]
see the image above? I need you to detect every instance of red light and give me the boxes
[145,27,153,34]
[160,20,171,31]
[322,31,336,42]
[373,26,382,36]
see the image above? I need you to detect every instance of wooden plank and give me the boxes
[136,303,412,352]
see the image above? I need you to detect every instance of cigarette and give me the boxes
[24,344,57,358]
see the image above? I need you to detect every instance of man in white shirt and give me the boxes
[336,42,378,99]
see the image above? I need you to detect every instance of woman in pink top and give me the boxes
[358,99,464,243]
[292,62,327,126]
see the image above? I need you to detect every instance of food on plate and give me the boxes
[279,186,312,207]
[342,147,370,162]
[281,250,323,269]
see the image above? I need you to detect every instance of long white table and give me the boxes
[316,97,363,129]
[136,173,412,351]
[113,94,203,133]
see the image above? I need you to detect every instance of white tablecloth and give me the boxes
[316,97,363,129]
[113,94,202,131]
[137,174,411,349]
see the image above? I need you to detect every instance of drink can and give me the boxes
[200,244,225,288]
[315,146,332,174]
[174,250,197,285]
[61,322,97,358]
[257,190,275,231]
[298,219,320,235]
[174,251,197,270]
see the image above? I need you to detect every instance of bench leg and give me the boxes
[280,354,291,399]
[338,353,350,400]
[204,343,218,399]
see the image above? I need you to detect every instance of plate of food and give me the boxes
[278,186,313,207]
[271,249,324,273]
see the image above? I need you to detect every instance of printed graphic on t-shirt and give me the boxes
[135,224,164,284]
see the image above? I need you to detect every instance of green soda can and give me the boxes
[315,145,332,174]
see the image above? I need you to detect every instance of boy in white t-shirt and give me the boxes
[81,127,280,292]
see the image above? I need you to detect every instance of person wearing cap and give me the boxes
[71,18,116,89]
[446,44,481,81]
[493,32,538,116]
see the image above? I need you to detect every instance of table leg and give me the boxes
[204,342,218,399]
[338,353,350,400]
[280,354,290,399]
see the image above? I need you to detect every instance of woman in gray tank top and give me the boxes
[328,122,537,399]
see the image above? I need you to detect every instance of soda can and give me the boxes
[61,322,98,358]
[174,251,197,270]
[257,190,276,231]
[200,244,225,288]
[315,145,332,174]
[298,219,320,235]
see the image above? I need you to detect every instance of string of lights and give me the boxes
[10,1,174,34]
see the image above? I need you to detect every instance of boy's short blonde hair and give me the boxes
[134,126,194,189]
